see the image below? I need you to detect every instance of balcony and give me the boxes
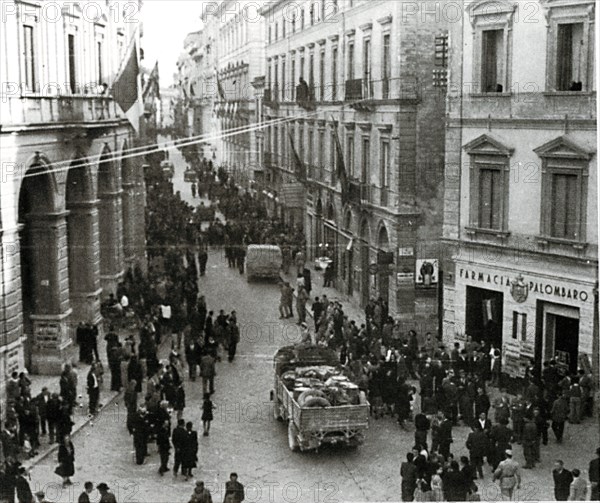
[1,95,120,128]
[263,88,279,109]
[296,83,316,111]
[348,180,372,205]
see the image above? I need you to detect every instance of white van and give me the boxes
[245,245,282,282]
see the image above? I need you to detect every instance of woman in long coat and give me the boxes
[57,434,75,487]
[181,422,198,481]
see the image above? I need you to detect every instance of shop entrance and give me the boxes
[465,286,504,349]
[543,304,580,374]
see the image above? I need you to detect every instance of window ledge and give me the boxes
[470,92,513,98]
[543,91,595,97]
[535,236,587,250]
[465,226,510,239]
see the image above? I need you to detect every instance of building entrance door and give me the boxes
[544,310,580,375]
[465,286,504,349]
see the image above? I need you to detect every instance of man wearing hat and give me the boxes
[493,449,521,500]
[97,482,117,503]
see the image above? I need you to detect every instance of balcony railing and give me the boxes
[348,180,372,205]
[1,95,119,127]
[296,83,316,110]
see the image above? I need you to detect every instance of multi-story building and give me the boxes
[205,0,267,183]
[160,86,179,129]
[0,0,147,382]
[175,30,204,139]
[442,0,597,381]
[260,0,449,330]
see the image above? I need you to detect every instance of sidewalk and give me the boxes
[23,323,173,470]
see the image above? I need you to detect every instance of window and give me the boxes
[535,136,591,244]
[301,8,305,29]
[478,167,503,229]
[23,25,36,92]
[435,33,449,67]
[361,137,370,183]
[380,140,390,187]
[332,47,338,100]
[291,56,296,100]
[512,312,527,341]
[382,34,391,98]
[267,64,272,93]
[330,131,337,180]
[97,41,103,84]
[347,42,354,79]
[319,51,325,101]
[275,22,278,41]
[309,4,314,25]
[307,129,314,166]
[274,61,279,100]
[268,26,272,43]
[363,38,371,97]
[274,125,279,157]
[550,173,578,239]
[68,33,77,94]
[318,130,325,168]
[282,19,286,38]
[481,29,504,92]
[300,55,305,80]
[556,23,584,91]
[291,14,296,33]
[281,61,286,101]
[309,53,315,99]
[346,134,354,177]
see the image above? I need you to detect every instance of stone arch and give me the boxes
[18,156,69,372]
[359,216,370,306]
[97,144,124,297]
[343,207,353,232]
[66,155,101,325]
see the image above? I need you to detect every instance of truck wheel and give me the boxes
[287,422,299,452]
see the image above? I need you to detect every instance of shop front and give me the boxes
[452,260,596,379]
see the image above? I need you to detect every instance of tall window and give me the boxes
[332,47,338,100]
[382,34,391,98]
[23,25,36,92]
[309,3,314,25]
[309,53,315,99]
[291,56,296,100]
[550,173,578,239]
[275,22,278,41]
[267,64,272,92]
[274,125,279,158]
[268,26,272,43]
[330,131,337,180]
[556,23,584,91]
[274,61,279,100]
[347,42,355,79]
[363,38,371,97]
[97,41,103,84]
[319,51,325,101]
[282,19,286,38]
[380,140,390,187]
[318,130,325,168]
[481,29,504,92]
[361,137,370,183]
[301,8,305,29]
[68,34,77,94]
[346,134,354,178]
[281,61,286,101]
[291,14,296,33]
[307,128,314,168]
[478,167,502,229]
[300,55,305,79]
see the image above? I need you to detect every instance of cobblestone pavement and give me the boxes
[26,250,599,503]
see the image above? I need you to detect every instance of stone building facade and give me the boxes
[260,0,450,331]
[442,0,597,380]
[0,0,147,384]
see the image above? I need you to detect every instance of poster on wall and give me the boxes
[416,259,439,286]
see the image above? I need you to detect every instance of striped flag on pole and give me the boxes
[112,39,143,133]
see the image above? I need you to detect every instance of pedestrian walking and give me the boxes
[181,422,198,481]
[568,469,587,501]
[202,394,214,436]
[172,419,186,478]
[223,473,244,503]
[550,394,568,443]
[401,452,418,502]
[226,319,239,362]
[521,417,538,469]
[553,460,573,501]
[191,183,197,198]
[200,353,216,395]
[493,449,521,501]
[56,434,75,487]
[157,419,171,476]
[78,481,94,503]
[97,482,117,503]
[87,363,100,415]
[466,424,490,479]
[132,407,149,465]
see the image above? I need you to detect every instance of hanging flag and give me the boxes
[331,117,349,206]
[286,123,306,183]
[215,69,226,101]
[112,40,143,133]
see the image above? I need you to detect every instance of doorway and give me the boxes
[543,306,580,374]
[465,286,504,349]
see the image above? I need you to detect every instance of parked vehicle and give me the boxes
[184,167,197,182]
[160,160,174,178]
[271,345,369,452]
[245,245,282,282]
